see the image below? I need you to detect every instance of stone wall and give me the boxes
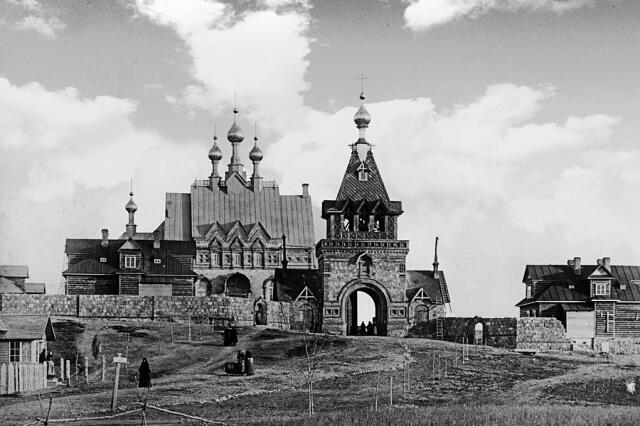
[0,294,292,328]
[408,317,517,349]
[516,317,570,351]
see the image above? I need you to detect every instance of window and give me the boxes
[254,252,264,268]
[232,252,242,267]
[526,285,532,299]
[594,281,609,296]
[212,252,220,268]
[124,255,137,269]
[154,258,161,264]
[357,163,369,181]
[10,341,21,362]
[606,312,614,333]
[99,257,107,263]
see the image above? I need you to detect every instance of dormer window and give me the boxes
[124,255,137,269]
[594,281,609,296]
[357,163,369,181]
[99,257,107,263]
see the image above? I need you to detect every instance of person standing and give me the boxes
[138,358,152,388]
[244,350,255,376]
[360,321,366,336]
[236,350,246,375]
[46,351,55,379]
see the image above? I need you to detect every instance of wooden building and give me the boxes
[317,92,450,337]
[0,266,46,294]
[0,315,55,363]
[517,257,640,349]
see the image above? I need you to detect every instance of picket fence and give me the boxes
[0,362,47,395]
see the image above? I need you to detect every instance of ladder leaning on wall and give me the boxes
[436,297,444,340]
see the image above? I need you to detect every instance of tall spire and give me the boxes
[249,122,264,191]
[125,183,137,238]
[226,104,245,179]
[433,236,440,279]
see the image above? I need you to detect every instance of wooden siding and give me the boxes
[0,342,8,364]
[595,301,615,337]
[119,275,140,295]
[164,192,192,241]
[66,276,117,295]
[171,279,194,296]
[612,303,640,338]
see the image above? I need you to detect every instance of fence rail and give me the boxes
[0,362,47,395]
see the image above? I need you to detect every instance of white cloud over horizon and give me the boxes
[403,0,595,31]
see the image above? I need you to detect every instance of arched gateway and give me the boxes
[316,90,411,337]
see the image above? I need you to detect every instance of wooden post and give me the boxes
[170,319,174,345]
[110,353,127,411]
[389,375,393,406]
[84,357,89,384]
[407,367,411,394]
[59,358,64,381]
[188,314,191,342]
[65,360,71,387]
[74,352,78,381]
[101,355,106,382]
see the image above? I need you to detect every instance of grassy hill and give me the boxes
[1,318,640,425]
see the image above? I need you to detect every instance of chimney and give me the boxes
[603,257,611,270]
[573,256,581,275]
[432,236,440,279]
[302,183,309,198]
[101,229,109,248]
[153,229,160,249]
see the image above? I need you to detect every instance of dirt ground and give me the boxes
[1,318,639,425]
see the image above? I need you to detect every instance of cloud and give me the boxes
[134,0,312,132]
[267,82,620,315]
[403,0,594,31]
[5,0,66,38]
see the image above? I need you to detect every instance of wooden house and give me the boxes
[517,257,640,349]
[0,315,55,363]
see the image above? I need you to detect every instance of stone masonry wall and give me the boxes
[0,294,292,328]
[516,317,570,351]
[408,317,517,349]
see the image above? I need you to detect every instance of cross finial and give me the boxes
[358,73,367,92]
[130,178,133,196]
[233,92,238,114]
[254,121,258,141]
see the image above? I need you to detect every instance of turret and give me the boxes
[125,191,137,238]
[250,124,263,191]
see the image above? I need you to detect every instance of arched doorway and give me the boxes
[225,273,251,297]
[342,280,389,336]
[474,322,484,345]
[254,300,267,325]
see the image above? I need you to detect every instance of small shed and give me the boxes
[0,315,56,363]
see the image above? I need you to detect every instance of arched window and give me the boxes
[226,273,251,297]
[357,254,373,278]
[474,322,484,345]
[255,302,267,325]
[415,304,429,323]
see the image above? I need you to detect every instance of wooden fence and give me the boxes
[0,362,47,395]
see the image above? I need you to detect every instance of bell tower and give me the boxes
[316,90,410,337]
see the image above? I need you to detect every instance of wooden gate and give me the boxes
[0,362,47,395]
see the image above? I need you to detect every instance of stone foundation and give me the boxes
[516,317,570,351]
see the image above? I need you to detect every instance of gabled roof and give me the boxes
[0,315,55,341]
[522,264,640,302]
[273,269,321,302]
[405,270,450,304]
[184,181,315,247]
[63,239,196,277]
[0,277,24,293]
[0,265,29,279]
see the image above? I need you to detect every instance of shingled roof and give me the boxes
[406,270,450,304]
[0,277,24,294]
[0,265,29,279]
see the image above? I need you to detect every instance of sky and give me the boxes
[1,0,639,317]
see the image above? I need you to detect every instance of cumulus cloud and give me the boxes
[404,0,594,31]
[134,0,312,132]
[5,0,66,38]
[267,82,622,315]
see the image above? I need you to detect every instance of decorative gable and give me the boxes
[411,287,433,304]
[295,286,316,301]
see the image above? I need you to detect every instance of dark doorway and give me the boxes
[226,273,251,297]
[254,302,267,325]
[345,286,387,336]
[298,304,316,332]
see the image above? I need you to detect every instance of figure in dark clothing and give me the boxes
[39,349,46,364]
[236,350,246,375]
[46,351,55,379]
[360,321,366,336]
[366,321,374,336]
[224,327,238,346]
[138,358,151,388]
[244,350,255,376]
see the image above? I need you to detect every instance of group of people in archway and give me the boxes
[355,320,377,336]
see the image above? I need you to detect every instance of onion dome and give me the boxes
[249,136,263,162]
[227,108,244,143]
[125,192,137,213]
[208,135,223,161]
[353,92,371,128]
